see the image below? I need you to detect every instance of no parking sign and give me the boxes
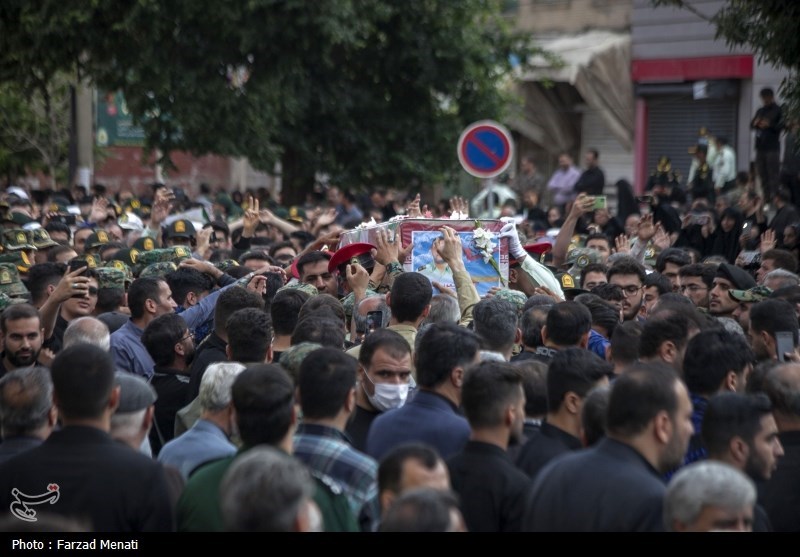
[457,120,514,179]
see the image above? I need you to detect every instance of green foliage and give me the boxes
[0,0,540,198]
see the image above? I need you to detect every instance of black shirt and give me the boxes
[759,430,800,532]
[574,166,606,196]
[515,421,583,480]
[150,367,191,456]
[186,332,228,404]
[345,405,381,453]
[447,441,530,532]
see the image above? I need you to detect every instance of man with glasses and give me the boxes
[709,263,756,320]
[607,257,647,322]
[677,263,715,309]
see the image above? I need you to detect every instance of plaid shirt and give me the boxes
[293,423,380,531]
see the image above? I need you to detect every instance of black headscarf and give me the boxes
[711,207,744,264]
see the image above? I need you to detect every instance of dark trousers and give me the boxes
[756,150,781,202]
[781,171,800,208]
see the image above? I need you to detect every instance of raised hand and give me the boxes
[760,228,776,253]
[437,226,465,267]
[614,234,630,255]
[637,213,656,242]
[373,228,401,265]
[407,194,422,218]
[243,196,260,236]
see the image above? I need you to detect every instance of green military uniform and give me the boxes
[31,228,59,250]
[95,267,128,291]
[0,263,30,301]
[177,448,357,532]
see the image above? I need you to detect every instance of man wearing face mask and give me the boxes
[346,329,413,452]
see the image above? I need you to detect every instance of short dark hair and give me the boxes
[0,303,40,333]
[47,244,77,262]
[683,329,754,396]
[607,258,647,284]
[656,248,691,273]
[232,364,295,447]
[520,305,550,348]
[268,240,296,260]
[415,323,480,389]
[610,320,643,366]
[591,282,625,303]
[25,263,65,306]
[127,277,166,320]
[213,286,265,334]
[513,360,548,418]
[96,288,125,314]
[298,294,345,327]
[238,250,272,266]
[378,443,444,496]
[461,360,522,429]
[0,366,53,437]
[546,348,611,413]
[227,308,272,363]
[582,385,610,446]
[760,87,774,98]
[580,263,608,288]
[472,297,518,354]
[639,311,694,359]
[678,263,716,289]
[165,268,214,306]
[358,328,412,369]
[586,233,610,249]
[576,296,619,338]
[607,362,680,438]
[389,272,433,323]
[644,272,672,295]
[297,348,358,420]
[291,317,345,349]
[45,221,71,241]
[761,249,798,273]
[270,289,311,336]
[544,302,592,346]
[750,299,799,345]
[50,344,115,420]
[296,251,331,279]
[702,393,773,458]
[142,313,188,367]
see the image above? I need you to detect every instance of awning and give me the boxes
[508,31,634,153]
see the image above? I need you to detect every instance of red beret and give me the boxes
[509,240,552,266]
[328,243,376,274]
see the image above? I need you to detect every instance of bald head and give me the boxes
[63,316,111,352]
[763,363,800,427]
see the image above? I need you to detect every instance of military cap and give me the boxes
[104,259,134,283]
[0,263,30,298]
[0,292,27,311]
[9,212,35,226]
[286,206,307,225]
[716,262,756,291]
[509,240,552,267]
[0,251,33,273]
[139,261,178,279]
[728,285,772,303]
[276,282,319,298]
[133,236,157,252]
[95,267,127,290]
[137,248,179,267]
[2,228,36,251]
[565,248,603,269]
[170,245,193,263]
[272,207,289,220]
[84,230,111,251]
[114,372,157,413]
[31,228,59,249]
[70,254,100,270]
[492,289,528,315]
[328,242,376,274]
[112,248,140,269]
[214,259,240,273]
[164,219,196,239]
[118,212,144,233]
[279,342,323,382]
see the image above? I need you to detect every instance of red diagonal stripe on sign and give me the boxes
[467,134,503,165]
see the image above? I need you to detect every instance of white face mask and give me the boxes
[363,374,409,412]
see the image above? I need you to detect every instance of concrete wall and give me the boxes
[509,0,631,34]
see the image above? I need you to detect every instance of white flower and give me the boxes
[354,218,378,230]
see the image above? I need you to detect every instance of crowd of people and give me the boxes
[0,157,798,533]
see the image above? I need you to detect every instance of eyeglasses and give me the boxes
[679,284,708,292]
[618,285,643,297]
[177,331,193,344]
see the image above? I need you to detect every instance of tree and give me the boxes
[0,76,71,186]
[653,1,800,118]
[0,1,540,200]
